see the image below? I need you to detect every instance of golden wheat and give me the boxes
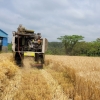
[0,53,19,99]
[45,55,100,100]
[0,53,52,100]
[1,53,100,100]
[13,69,52,100]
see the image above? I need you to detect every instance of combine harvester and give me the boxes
[12,25,48,68]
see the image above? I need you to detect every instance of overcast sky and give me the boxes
[0,0,100,42]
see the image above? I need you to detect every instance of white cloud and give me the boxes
[0,0,100,42]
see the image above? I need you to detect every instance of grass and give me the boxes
[8,43,12,51]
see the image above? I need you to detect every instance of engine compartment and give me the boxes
[15,33,43,52]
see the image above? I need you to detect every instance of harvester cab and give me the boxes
[12,25,48,67]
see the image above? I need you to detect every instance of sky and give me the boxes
[0,0,100,43]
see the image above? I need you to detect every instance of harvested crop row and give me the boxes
[40,69,70,100]
[0,53,21,100]
[45,68,74,99]
[13,69,52,100]
[45,55,100,100]
[0,53,73,100]
[0,53,52,100]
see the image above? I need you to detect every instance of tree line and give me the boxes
[8,35,100,56]
[46,35,100,56]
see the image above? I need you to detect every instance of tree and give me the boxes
[96,38,100,42]
[57,35,84,55]
[46,42,65,55]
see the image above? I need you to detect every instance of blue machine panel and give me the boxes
[0,30,8,37]
[2,37,8,46]
[0,29,8,46]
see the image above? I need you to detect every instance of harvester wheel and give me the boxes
[14,52,23,67]
[34,53,44,69]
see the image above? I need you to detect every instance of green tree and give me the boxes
[96,38,100,42]
[46,42,65,55]
[57,35,84,55]
[8,43,12,51]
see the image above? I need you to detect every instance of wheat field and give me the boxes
[45,55,100,100]
[0,53,100,100]
[0,53,52,100]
